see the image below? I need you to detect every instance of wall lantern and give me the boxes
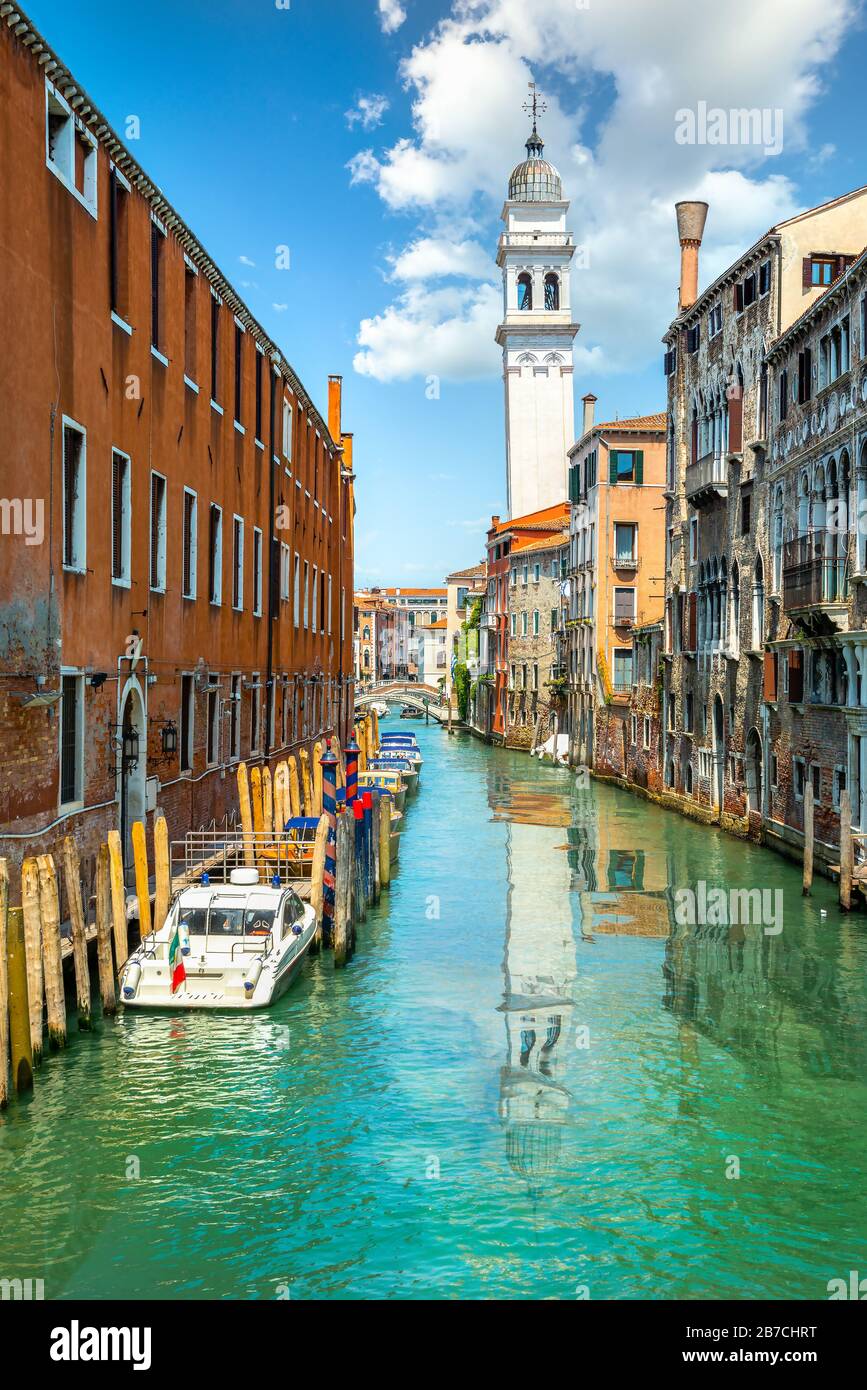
[161,720,178,758]
[123,724,140,770]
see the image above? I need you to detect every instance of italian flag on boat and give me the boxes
[168,923,186,994]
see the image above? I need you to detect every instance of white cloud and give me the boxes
[354,282,502,382]
[239,254,256,267]
[350,0,859,383]
[346,94,390,130]
[272,303,289,313]
[378,0,406,35]
[388,237,496,282]
[347,149,381,185]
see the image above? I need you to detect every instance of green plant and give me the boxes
[453,661,470,720]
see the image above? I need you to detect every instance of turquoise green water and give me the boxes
[2,719,867,1299]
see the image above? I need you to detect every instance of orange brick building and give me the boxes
[0,8,355,885]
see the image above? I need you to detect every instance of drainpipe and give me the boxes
[264,357,278,766]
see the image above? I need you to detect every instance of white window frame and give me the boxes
[282,398,293,460]
[250,674,261,754]
[280,543,291,601]
[61,416,87,574]
[209,503,223,606]
[232,514,244,611]
[111,447,131,588]
[293,552,301,627]
[230,673,242,762]
[252,526,263,617]
[45,81,98,218]
[206,676,221,768]
[304,560,310,630]
[59,669,85,810]
[149,470,167,592]
[182,488,198,600]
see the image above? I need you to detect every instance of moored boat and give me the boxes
[370,753,420,791]
[358,768,406,812]
[121,863,316,1011]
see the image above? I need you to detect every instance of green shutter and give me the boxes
[635,450,644,485]
[609,451,619,485]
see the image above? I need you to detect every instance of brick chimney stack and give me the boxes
[675,201,709,311]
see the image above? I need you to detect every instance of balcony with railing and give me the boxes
[782,536,849,624]
[685,452,727,508]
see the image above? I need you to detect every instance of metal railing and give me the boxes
[782,537,849,611]
[170,829,314,891]
[685,451,727,501]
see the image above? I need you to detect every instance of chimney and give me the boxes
[342,431,354,473]
[328,374,343,441]
[675,201,709,311]
[582,393,597,435]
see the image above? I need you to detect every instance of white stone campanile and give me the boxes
[497,118,579,520]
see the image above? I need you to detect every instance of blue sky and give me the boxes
[25,0,867,586]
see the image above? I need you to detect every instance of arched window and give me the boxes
[363,625,370,642]
[517,273,533,311]
[752,554,764,649]
[730,560,740,656]
[772,486,784,593]
[857,442,867,575]
[544,273,560,310]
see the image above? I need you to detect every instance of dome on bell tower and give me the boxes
[508,124,563,202]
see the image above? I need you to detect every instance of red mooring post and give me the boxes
[320,739,338,946]
[346,733,360,805]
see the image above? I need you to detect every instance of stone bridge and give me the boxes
[356,681,453,724]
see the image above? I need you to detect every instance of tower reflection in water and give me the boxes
[489,763,580,1196]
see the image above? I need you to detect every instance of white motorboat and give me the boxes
[121,863,316,1011]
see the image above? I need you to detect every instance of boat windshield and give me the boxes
[179,908,208,935]
[179,903,278,937]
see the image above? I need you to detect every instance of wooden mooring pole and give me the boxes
[95,844,117,1016]
[131,821,152,943]
[802,783,814,896]
[107,830,129,973]
[37,854,66,1051]
[62,836,92,1030]
[154,814,170,933]
[840,788,853,912]
[21,855,44,1064]
[6,906,33,1096]
[371,793,381,904]
[0,859,9,1107]
[310,814,329,953]
[379,796,392,888]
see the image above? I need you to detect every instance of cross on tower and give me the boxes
[523,82,547,129]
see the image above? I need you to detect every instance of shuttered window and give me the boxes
[232,516,243,610]
[728,392,743,453]
[763,651,778,702]
[180,675,193,772]
[788,648,804,703]
[209,504,222,604]
[182,490,197,599]
[60,674,82,805]
[150,472,167,591]
[687,591,697,651]
[62,422,85,570]
[111,449,130,583]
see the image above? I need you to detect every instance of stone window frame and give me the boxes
[793,756,806,802]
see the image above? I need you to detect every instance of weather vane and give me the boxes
[523,82,547,128]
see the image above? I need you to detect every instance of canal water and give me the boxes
[2,716,867,1300]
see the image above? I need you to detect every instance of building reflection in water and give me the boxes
[491,763,867,1192]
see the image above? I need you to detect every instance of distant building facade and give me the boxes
[564,401,667,773]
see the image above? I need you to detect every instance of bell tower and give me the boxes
[496,86,579,519]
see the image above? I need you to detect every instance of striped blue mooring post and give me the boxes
[345,733,360,805]
[320,738,338,945]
